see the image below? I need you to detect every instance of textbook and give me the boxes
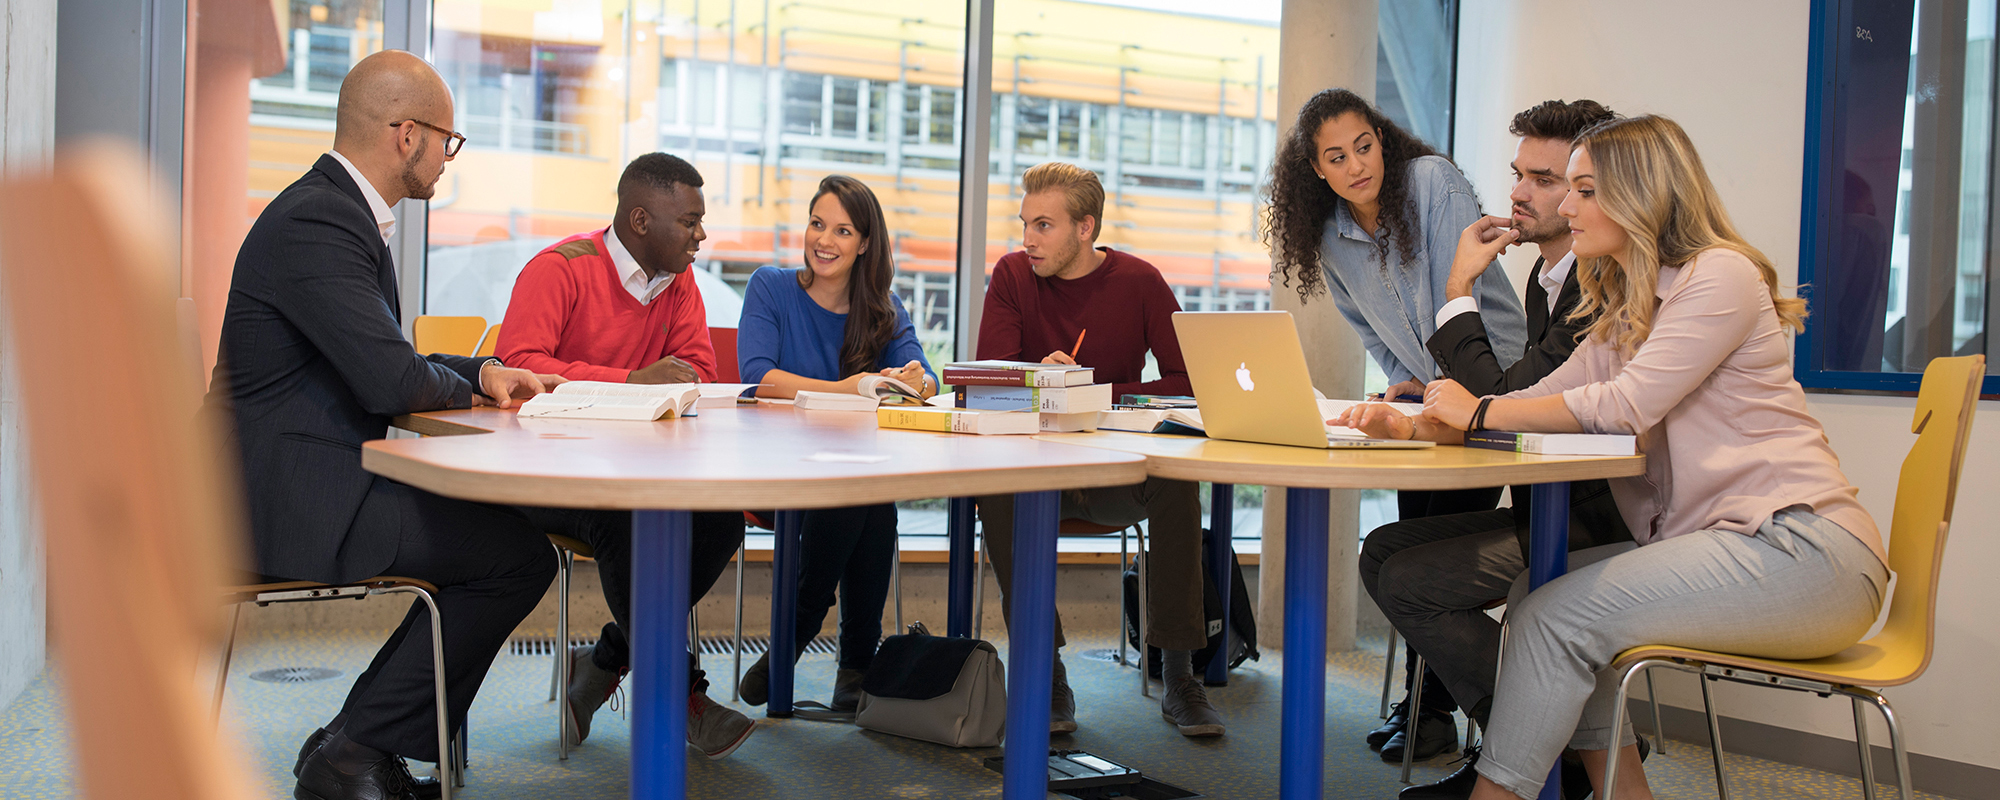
[516,381,698,420]
[876,406,1040,435]
[954,383,1114,414]
[793,375,927,411]
[695,383,767,408]
[941,360,1096,387]
[1463,431,1637,456]
[1038,411,1101,433]
[1098,407,1205,436]
[1117,394,1198,408]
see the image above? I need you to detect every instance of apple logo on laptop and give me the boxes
[1236,362,1255,392]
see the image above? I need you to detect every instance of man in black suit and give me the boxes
[1340,100,1634,799]
[207,51,560,800]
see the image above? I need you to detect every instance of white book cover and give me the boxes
[1038,411,1101,432]
[795,390,879,411]
[517,391,687,420]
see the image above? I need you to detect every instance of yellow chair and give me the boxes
[475,323,502,357]
[1602,355,1985,800]
[412,315,487,356]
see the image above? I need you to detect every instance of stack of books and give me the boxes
[940,360,1113,433]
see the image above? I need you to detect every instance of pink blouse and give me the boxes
[1505,248,1886,564]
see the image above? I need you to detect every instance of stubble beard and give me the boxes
[400,137,438,201]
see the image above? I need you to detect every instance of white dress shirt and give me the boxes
[604,226,674,304]
[1434,250,1576,328]
[325,150,398,245]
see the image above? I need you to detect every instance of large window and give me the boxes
[1799,0,2000,393]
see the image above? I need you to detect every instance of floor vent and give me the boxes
[249,666,342,683]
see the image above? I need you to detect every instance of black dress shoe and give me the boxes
[1368,700,1412,750]
[1554,737,1652,800]
[295,731,422,800]
[294,726,442,800]
[1399,745,1479,800]
[1380,711,1458,763]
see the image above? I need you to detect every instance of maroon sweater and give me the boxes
[977,247,1191,398]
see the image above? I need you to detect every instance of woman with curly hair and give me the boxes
[1263,88,1531,757]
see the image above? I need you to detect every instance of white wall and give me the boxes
[0,0,58,714]
[1455,0,2000,772]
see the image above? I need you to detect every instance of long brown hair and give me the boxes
[1262,88,1445,302]
[799,174,899,376]
[1569,115,1807,354]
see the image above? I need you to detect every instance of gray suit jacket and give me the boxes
[205,154,488,583]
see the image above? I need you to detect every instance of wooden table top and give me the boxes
[364,404,1148,510]
[1031,430,1645,490]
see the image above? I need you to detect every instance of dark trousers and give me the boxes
[784,503,899,671]
[338,479,558,762]
[1389,488,1504,718]
[523,508,747,693]
[976,478,1207,651]
[1366,482,1630,724]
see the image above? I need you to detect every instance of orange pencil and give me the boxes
[1071,329,1088,361]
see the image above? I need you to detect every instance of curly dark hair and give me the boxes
[1508,98,1617,143]
[1262,88,1444,302]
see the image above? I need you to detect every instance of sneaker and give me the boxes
[1399,746,1479,799]
[1159,676,1226,737]
[738,652,771,706]
[687,691,756,759]
[1381,711,1459,763]
[1050,656,1078,734]
[830,669,867,712]
[1369,699,1412,750]
[564,644,628,746]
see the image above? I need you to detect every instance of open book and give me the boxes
[517,381,699,421]
[794,375,927,411]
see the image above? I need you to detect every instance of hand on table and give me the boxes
[880,360,928,389]
[1420,379,1480,431]
[1372,378,1427,403]
[1041,350,1077,365]
[630,354,699,384]
[1330,402,1415,440]
[476,362,557,409]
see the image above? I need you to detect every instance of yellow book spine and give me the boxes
[877,406,955,432]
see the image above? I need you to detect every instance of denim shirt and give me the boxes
[1318,155,1528,386]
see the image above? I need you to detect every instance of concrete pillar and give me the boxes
[1259,0,1373,655]
[0,0,58,715]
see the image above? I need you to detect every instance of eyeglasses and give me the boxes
[389,119,467,157]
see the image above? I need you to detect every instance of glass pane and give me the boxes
[783,72,822,134]
[930,87,958,145]
[1375,0,1457,150]
[658,59,680,124]
[831,76,861,137]
[992,1,1281,538]
[730,66,764,130]
[695,62,718,127]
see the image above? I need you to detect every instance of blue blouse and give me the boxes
[1319,155,1528,386]
[737,266,933,385]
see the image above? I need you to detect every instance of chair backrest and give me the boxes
[1879,354,1984,675]
[412,314,487,356]
[710,325,740,383]
[474,323,501,358]
[0,145,254,799]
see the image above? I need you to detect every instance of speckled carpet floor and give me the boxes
[0,630,1948,800]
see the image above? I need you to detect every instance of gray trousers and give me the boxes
[976,477,1207,651]
[1479,508,1888,798]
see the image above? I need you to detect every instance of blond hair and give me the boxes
[1020,162,1106,241]
[1570,115,1807,354]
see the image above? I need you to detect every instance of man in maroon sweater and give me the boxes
[499,153,754,759]
[974,162,1222,738]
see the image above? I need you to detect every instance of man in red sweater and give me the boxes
[974,162,1222,738]
[496,153,755,759]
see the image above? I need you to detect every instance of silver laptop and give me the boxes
[1173,311,1434,450]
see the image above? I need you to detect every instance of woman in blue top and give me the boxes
[1263,88,1530,757]
[735,174,935,711]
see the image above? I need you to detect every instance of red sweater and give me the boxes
[977,247,1191,398]
[497,229,717,382]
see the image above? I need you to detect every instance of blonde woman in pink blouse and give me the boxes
[1340,115,1889,800]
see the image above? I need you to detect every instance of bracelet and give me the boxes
[1470,397,1495,432]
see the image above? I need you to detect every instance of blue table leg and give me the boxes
[1279,487,1330,800]
[1205,483,1235,686]
[1002,490,1059,800]
[768,510,803,717]
[947,497,977,638]
[1528,482,1573,800]
[631,510,692,800]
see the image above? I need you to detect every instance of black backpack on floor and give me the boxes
[1120,533,1259,684]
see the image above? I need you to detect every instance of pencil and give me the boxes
[1071,329,1087,361]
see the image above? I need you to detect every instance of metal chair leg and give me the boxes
[1379,627,1400,719]
[1847,688,1912,800]
[1646,667,1668,755]
[211,603,242,724]
[1852,694,1879,800]
[1701,675,1731,800]
[892,541,904,633]
[732,544,745,702]
[384,585,454,800]
[555,547,573,760]
[1400,654,1425,783]
[973,530,986,641]
[1136,523,1150,698]
[455,724,467,787]
[1118,527,1130,669]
